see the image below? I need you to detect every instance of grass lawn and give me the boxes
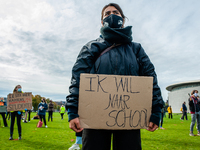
[0,112,199,150]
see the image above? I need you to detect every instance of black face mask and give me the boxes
[103,14,123,28]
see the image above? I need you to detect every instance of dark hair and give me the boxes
[101,3,126,20]
[191,90,198,95]
[13,85,22,93]
[42,98,46,103]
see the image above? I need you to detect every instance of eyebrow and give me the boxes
[104,10,119,15]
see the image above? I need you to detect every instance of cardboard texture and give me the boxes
[78,74,153,130]
[7,92,32,112]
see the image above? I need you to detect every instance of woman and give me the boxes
[59,105,65,120]
[9,85,23,140]
[48,100,54,122]
[38,98,48,128]
[66,3,163,150]
[189,90,200,136]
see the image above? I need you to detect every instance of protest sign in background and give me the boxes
[7,92,32,111]
[0,97,6,113]
[79,74,153,130]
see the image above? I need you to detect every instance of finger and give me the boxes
[147,123,158,132]
[151,124,158,132]
[76,128,83,132]
[75,121,83,131]
[75,121,81,129]
[70,122,79,132]
[147,122,155,131]
[146,122,153,131]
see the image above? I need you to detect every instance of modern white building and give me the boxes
[166,80,200,113]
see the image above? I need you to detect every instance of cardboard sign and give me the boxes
[7,92,32,112]
[78,74,153,130]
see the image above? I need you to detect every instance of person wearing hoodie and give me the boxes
[66,3,163,150]
[38,98,48,128]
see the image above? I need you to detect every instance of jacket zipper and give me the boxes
[114,43,117,74]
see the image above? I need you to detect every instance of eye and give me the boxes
[105,12,110,16]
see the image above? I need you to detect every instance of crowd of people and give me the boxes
[0,85,67,139]
[1,88,199,149]
[160,90,200,137]
[1,2,200,150]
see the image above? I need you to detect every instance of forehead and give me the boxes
[17,85,21,88]
[104,6,119,14]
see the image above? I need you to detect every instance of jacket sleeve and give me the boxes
[44,104,48,110]
[134,43,164,126]
[66,40,108,122]
[189,98,193,106]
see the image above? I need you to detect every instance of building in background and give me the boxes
[166,80,200,113]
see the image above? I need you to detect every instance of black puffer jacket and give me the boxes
[66,37,163,126]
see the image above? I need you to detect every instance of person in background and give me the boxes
[38,98,48,128]
[180,102,188,120]
[9,85,23,140]
[0,99,8,127]
[60,105,65,120]
[32,113,40,119]
[68,132,82,150]
[164,100,169,118]
[189,90,200,136]
[167,105,173,119]
[23,108,28,123]
[48,100,54,122]
[66,3,163,150]
[27,106,33,122]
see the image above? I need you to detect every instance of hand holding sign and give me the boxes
[147,122,158,132]
[69,118,83,133]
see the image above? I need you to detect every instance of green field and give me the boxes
[0,112,199,150]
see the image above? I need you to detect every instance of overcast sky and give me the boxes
[1,0,200,101]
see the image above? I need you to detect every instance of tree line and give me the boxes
[32,95,61,111]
